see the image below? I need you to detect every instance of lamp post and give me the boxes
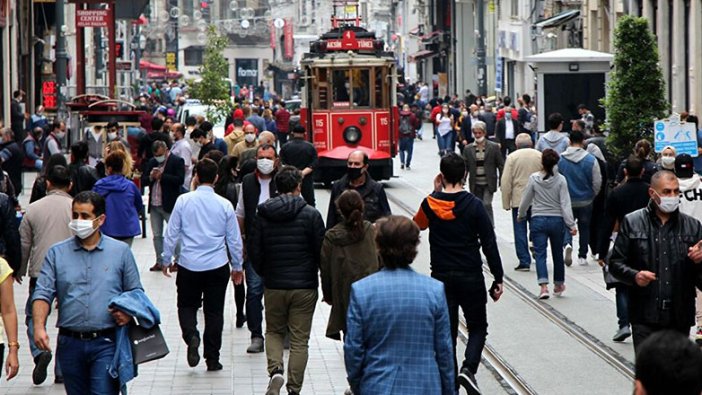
[55,0,69,119]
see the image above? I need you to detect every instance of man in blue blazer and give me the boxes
[344,216,455,395]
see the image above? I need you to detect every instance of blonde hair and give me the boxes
[105,141,133,176]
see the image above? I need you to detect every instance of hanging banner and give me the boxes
[284,18,293,60]
[269,20,276,49]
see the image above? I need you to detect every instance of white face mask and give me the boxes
[55,131,66,140]
[472,111,479,117]
[107,132,118,141]
[69,218,99,239]
[257,158,275,175]
[661,156,675,168]
[245,133,256,143]
[475,136,485,143]
[654,192,679,213]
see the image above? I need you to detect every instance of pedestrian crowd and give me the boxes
[0,84,701,395]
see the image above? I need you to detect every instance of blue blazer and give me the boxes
[344,268,456,395]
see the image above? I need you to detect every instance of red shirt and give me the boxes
[496,108,519,121]
[275,108,291,133]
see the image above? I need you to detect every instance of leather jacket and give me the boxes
[609,201,702,326]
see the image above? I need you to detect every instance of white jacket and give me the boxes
[678,175,702,222]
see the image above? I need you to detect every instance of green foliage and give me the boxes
[602,16,668,159]
[190,26,232,123]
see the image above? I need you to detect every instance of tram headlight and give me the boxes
[343,126,362,145]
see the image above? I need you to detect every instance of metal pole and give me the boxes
[476,0,487,96]
[108,2,116,98]
[56,0,69,119]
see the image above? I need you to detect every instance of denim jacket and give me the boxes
[108,289,161,394]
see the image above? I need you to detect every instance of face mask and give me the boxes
[347,166,363,180]
[169,132,176,140]
[55,131,66,140]
[69,218,99,239]
[257,158,275,175]
[154,155,166,164]
[472,111,479,117]
[245,133,256,143]
[107,132,117,141]
[475,136,485,143]
[462,111,468,117]
[195,141,203,148]
[654,192,679,213]
[661,156,675,168]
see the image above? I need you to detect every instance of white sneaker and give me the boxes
[578,257,588,266]
[265,373,285,395]
[564,244,573,267]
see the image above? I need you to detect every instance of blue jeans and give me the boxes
[26,279,62,377]
[399,137,414,166]
[615,285,630,329]
[244,260,264,339]
[563,204,593,259]
[512,208,531,267]
[437,132,453,154]
[58,334,119,395]
[531,216,566,285]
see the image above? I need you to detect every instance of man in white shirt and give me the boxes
[496,106,519,158]
[162,159,244,371]
[170,123,193,190]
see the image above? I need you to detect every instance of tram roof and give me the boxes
[300,52,396,67]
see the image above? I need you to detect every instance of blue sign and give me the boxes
[654,120,698,157]
[495,55,503,93]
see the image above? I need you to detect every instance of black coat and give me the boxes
[145,154,184,213]
[326,174,391,229]
[610,203,702,327]
[250,194,325,290]
[495,119,520,142]
[0,192,20,274]
[0,141,24,196]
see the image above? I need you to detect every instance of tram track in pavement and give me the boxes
[384,190,635,394]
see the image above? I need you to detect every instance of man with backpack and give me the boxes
[399,104,421,170]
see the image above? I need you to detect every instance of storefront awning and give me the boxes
[139,60,167,72]
[420,30,443,43]
[534,9,580,29]
[408,50,436,62]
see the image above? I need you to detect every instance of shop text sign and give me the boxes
[76,10,110,28]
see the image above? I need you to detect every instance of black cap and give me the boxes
[674,153,694,178]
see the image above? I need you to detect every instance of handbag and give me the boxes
[129,324,169,364]
[602,247,622,288]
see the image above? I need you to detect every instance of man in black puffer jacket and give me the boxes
[249,165,325,395]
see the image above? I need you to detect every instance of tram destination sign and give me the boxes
[327,30,375,51]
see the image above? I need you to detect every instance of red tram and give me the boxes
[299,8,399,185]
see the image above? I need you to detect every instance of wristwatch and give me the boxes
[7,341,19,349]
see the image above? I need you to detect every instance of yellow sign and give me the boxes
[488,0,495,13]
[166,52,177,71]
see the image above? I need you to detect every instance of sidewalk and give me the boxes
[3,175,349,394]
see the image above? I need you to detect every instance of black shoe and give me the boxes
[187,336,201,367]
[236,314,247,328]
[514,264,530,272]
[33,352,52,385]
[206,360,223,371]
[54,376,64,384]
[458,368,481,395]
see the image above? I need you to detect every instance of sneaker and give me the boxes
[344,389,355,395]
[33,351,52,385]
[406,166,411,170]
[514,264,530,272]
[612,326,632,342]
[187,336,200,367]
[247,337,264,353]
[553,284,566,297]
[695,326,702,345]
[206,359,223,371]
[457,368,481,395]
[564,244,573,267]
[578,257,588,266]
[538,288,550,300]
[400,164,405,170]
[265,373,285,395]
[236,314,247,328]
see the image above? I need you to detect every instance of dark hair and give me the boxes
[624,155,644,177]
[440,153,466,185]
[522,94,531,105]
[292,125,306,134]
[51,120,63,132]
[189,128,205,139]
[70,141,89,163]
[13,90,22,98]
[73,191,106,217]
[256,143,277,157]
[634,139,652,160]
[106,121,120,129]
[547,113,563,130]
[573,120,586,131]
[104,150,127,174]
[541,149,560,180]
[686,115,699,129]
[233,118,244,127]
[196,158,218,184]
[185,116,197,127]
[214,155,238,196]
[200,121,213,133]
[151,117,164,131]
[43,153,68,176]
[203,149,224,165]
[274,165,302,194]
[173,123,185,136]
[151,140,167,154]
[375,216,420,269]
[47,165,71,188]
[569,129,585,144]
[335,190,365,241]
[635,331,702,395]
[502,96,512,106]
[577,104,588,111]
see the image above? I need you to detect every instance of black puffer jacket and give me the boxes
[610,202,702,326]
[250,194,325,290]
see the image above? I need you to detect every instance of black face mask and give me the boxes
[347,167,363,180]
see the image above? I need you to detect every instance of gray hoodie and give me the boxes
[518,171,576,229]
[536,130,570,154]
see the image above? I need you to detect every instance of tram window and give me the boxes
[315,68,329,109]
[354,69,370,107]
[332,70,351,107]
[374,68,387,108]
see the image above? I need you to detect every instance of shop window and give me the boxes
[184,47,204,66]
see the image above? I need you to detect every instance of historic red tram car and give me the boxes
[300,19,399,185]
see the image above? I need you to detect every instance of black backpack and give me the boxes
[399,114,413,136]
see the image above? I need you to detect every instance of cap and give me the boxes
[674,153,694,178]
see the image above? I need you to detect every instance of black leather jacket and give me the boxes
[610,202,702,326]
